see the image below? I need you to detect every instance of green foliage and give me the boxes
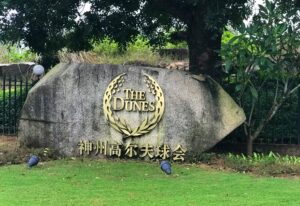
[127,36,151,53]
[164,41,188,49]
[92,35,187,56]
[0,0,254,71]
[221,30,237,46]
[224,152,300,175]
[0,87,29,134]
[92,38,119,56]
[0,44,38,63]
[222,0,300,148]
[0,0,81,54]
[59,35,187,67]
[226,152,300,165]
[190,151,300,176]
[224,1,300,77]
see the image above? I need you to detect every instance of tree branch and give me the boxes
[273,79,279,105]
[289,84,300,95]
[247,92,256,130]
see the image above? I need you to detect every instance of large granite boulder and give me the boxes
[18,63,245,157]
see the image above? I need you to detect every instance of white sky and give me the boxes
[244,0,264,25]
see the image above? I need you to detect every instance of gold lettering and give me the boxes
[172,145,187,161]
[123,89,131,100]
[112,97,124,111]
[149,102,156,112]
[114,90,155,112]
[130,90,136,100]
[140,91,146,100]
[109,143,122,157]
[156,145,170,159]
[125,143,138,157]
[140,144,155,158]
[136,91,141,100]
[133,101,141,111]
[142,102,149,111]
[125,101,133,111]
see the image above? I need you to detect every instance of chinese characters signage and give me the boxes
[78,140,187,161]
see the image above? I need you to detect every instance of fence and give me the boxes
[0,75,32,135]
[0,71,299,145]
[222,74,300,145]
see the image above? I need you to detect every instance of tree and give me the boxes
[223,0,300,155]
[88,0,256,77]
[0,0,85,68]
[0,0,254,74]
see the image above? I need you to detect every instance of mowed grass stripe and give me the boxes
[0,159,299,206]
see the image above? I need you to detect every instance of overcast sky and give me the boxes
[245,0,264,24]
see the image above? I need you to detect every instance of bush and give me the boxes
[92,38,120,56]
[0,88,29,134]
[222,152,300,176]
[59,35,188,67]
[221,1,300,154]
[0,44,38,63]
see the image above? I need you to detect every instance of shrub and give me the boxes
[59,35,187,67]
[0,44,38,63]
[222,152,300,176]
[0,88,29,134]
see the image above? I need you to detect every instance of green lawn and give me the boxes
[0,159,299,206]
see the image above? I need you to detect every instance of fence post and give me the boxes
[297,89,300,144]
[1,75,5,135]
[8,76,12,134]
[14,76,17,134]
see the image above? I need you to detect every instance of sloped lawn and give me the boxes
[0,159,299,206]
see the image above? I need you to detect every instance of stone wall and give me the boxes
[0,63,35,78]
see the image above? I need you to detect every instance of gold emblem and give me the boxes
[103,73,164,138]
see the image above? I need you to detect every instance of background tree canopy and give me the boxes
[0,0,255,74]
[0,0,298,74]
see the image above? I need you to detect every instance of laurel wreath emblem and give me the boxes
[103,73,164,138]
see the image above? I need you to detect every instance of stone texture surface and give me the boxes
[0,63,35,78]
[18,63,245,156]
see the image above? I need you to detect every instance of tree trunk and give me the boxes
[246,136,254,156]
[246,98,286,156]
[186,17,222,80]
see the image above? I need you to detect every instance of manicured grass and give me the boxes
[0,159,299,206]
